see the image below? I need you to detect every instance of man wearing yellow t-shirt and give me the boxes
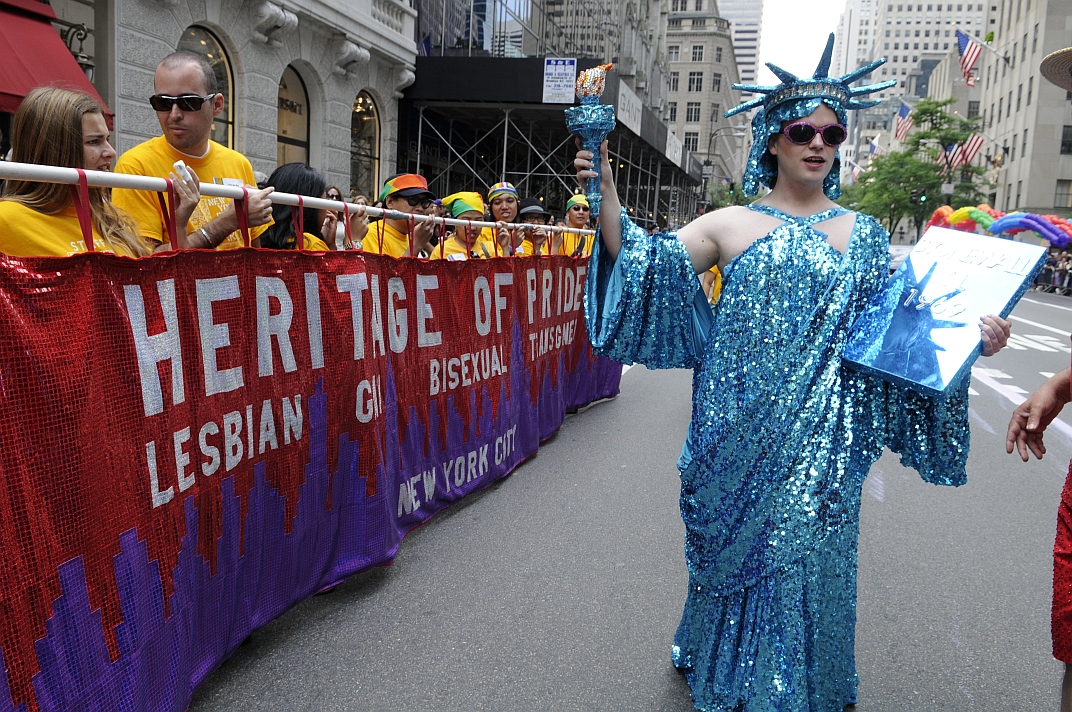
[554,194,592,257]
[362,174,437,258]
[112,52,273,249]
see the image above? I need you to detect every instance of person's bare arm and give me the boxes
[575,139,719,273]
[1006,367,1071,461]
[574,140,622,259]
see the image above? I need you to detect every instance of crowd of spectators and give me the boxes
[1035,250,1072,296]
[0,50,593,261]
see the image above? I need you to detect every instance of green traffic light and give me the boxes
[920,195,927,203]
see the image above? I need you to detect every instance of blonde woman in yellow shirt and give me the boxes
[0,87,199,257]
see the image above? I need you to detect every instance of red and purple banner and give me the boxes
[0,250,620,711]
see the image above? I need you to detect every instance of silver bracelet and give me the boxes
[197,227,212,248]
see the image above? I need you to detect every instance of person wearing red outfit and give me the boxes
[1006,363,1072,712]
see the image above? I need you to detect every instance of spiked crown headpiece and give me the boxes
[725,33,896,199]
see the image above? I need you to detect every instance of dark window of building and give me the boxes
[967,100,979,117]
[684,132,699,151]
[712,73,722,91]
[692,45,704,61]
[669,72,679,91]
[688,71,703,92]
[668,102,677,121]
[686,102,701,122]
[1061,126,1072,155]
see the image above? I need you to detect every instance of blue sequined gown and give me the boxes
[584,204,970,712]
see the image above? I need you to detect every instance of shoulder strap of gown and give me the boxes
[746,203,850,228]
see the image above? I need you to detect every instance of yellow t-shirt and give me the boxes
[558,229,592,257]
[112,136,269,249]
[0,202,135,257]
[302,232,330,251]
[429,235,494,260]
[707,266,722,305]
[478,227,548,257]
[362,221,416,258]
[519,237,548,257]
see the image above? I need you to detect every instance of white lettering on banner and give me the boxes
[617,81,643,135]
[305,273,324,370]
[256,276,298,377]
[356,376,384,423]
[369,274,386,357]
[529,320,579,360]
[336,272,369,359]
[526,268,537,324]
[428,345,507,396]
[494,425,518,465]
[474,276,492,336]
[196,276,245,397]
[397,466,440,516]
[441,443,490,490]
[493,272,513,334]
[125,280,185,417]
[387,277,408,353]
[541,270,553,318]
[415,275,442,347]
[144,394,305,508]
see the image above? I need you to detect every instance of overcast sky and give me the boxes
[757,0,849,84]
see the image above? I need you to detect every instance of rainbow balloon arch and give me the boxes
[926,204,1072,248]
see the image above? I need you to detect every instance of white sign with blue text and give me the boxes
[543,58,578,104]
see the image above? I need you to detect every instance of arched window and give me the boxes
[177,26,233,148]
[277,65,309,165]
[350,92,380,199]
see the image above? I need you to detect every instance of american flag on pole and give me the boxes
[869,135,885,156]
[936,142,961,171]
[851,161,863,180]
[955,30,982,87]
[953,133,985,168]
[894,102,914,141]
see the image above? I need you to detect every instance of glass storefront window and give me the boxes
[177,26,233,148]
[350,92,379,200]
[277,65,310,165]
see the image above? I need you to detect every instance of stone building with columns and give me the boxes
[2,0,419,198]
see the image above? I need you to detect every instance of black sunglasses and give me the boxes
[403,196,435,209]
[782,121,847,146]
[149,93,217,112]
[326,192,342,201]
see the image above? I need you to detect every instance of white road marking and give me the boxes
[1009,315,1070,338]
[1023,334,1071,352]
[621,364,633,375]
[1007,333,1058,352]
[1023,297,1072,313]
[971,367,1072,445]
[974,368,1012,378]
[968,387,980,396]
[1041,372,1056,378]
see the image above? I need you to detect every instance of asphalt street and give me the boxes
[190,291,1072,712]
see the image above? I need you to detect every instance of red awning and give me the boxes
[0,0,111,115]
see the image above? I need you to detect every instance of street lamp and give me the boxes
[702,126,747,207]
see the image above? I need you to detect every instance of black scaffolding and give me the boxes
[398,57,702,230]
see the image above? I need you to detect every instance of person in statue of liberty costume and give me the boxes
[576,35,1011,711]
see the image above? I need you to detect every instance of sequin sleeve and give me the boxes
[869,378,971,486]
[850,223,971,487]
[583,208,707,369]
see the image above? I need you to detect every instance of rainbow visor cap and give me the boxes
[442,192,485,218]
[487,182,518,203]
[378,173,435,202]
[565,194,590,211]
